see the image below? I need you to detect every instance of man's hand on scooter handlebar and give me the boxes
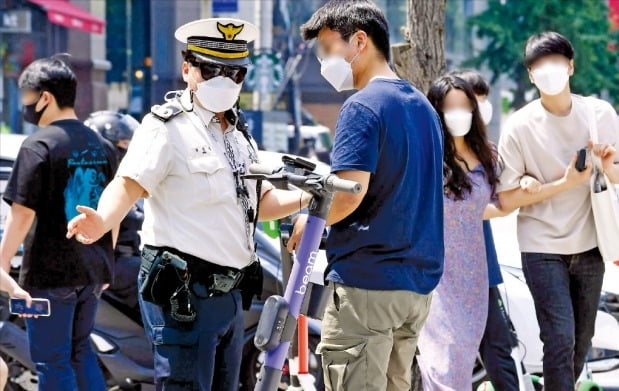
[287,214,308,253]
[246,164,361,194]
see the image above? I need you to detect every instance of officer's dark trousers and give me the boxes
[138,268,244,391]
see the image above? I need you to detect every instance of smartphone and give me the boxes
[575,148,587,172]
[9,298,51,317]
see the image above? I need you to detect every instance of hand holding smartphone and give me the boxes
[575,147,587,172]
[9,298,51,317]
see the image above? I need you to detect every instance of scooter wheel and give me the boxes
[530,375,544,391]
[476,381,495,391]
[577,380,603,391]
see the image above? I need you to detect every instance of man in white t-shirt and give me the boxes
[497,32,619,390]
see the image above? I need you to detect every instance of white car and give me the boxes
[0,133,27,269]
[0,134,27,224]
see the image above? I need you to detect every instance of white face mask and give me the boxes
[319,38,360,92]
[531,62,569,96]
[478,99,493,125]
[444,108,473,137]
[193,76,242,113]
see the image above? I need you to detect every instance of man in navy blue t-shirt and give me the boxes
[290,1,444,390]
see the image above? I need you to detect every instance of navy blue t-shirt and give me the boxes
[325,78,444,294]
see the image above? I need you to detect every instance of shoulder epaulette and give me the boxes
[150,101,183,122]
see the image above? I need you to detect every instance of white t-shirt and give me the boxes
[497,94,619,255]
[117,89,272,269]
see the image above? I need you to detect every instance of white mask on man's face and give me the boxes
[531,62,570,96]
[319,37,360,92]
[478,99,493,125]
[444,108,473,137]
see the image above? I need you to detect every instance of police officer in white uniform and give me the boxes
[67,18,311,390]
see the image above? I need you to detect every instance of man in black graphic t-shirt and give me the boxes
[0,56,117,391]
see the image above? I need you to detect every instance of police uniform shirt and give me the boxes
[116,89,272,269]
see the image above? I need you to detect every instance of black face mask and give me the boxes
[22,94,48,125]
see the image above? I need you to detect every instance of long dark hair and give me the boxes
[427,75,499,200]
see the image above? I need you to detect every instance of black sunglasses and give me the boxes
[188,58,247,84]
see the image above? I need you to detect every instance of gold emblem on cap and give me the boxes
[217,22,244,41]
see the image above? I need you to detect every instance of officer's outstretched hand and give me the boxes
[286,214,308,253]
[66,205,106,245]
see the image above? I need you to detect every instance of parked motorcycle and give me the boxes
[0,230,323,391]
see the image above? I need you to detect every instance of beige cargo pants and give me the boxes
[317,283,432,391]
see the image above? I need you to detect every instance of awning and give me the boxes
[610,0,619,30]
[26,0,105,34]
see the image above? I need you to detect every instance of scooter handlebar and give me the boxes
[325,175,362,194]
[246,164,361,194]
[248,163,277,175]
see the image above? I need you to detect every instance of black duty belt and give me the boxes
[142,245,244,295]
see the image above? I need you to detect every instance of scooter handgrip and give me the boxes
[325,175,362,194]
[248,163,277,175]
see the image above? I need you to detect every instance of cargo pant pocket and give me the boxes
[317,339,366,391]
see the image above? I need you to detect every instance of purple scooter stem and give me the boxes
[261,214,326,372]
[246,161,360,391]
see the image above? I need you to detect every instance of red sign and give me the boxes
[610,0,619,30]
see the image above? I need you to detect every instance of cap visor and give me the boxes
[191,51,250,66]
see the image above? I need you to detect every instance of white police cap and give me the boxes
[175,18,258,66]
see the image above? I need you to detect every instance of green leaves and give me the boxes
[466,0,619,109]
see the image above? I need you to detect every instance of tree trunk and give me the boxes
[391,0,446,94]
[512,66,529,110]
[392,2,447,389]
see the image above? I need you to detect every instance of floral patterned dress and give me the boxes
[417,164,491,390]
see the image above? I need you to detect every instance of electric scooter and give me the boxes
[242,156,361,391]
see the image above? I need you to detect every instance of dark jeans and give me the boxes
[479,287,519,391]
[107,254,141,310]
[25,284,106,391]
[521,248,604,391]
[137,267,244,391]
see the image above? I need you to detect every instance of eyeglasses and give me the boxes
[188,58,247,84]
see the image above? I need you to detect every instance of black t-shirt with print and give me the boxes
[3,119,118,290]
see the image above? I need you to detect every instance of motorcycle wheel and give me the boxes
[0,351,38,391]
[240,335,324,391]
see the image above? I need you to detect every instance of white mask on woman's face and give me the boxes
[478,99,493,125]
[444,108,473,137]
[531,62,570,96]
[193,76,242,113]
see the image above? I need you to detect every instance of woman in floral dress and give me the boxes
[417,75,506,390]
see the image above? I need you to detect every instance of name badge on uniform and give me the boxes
[190,144,214,159]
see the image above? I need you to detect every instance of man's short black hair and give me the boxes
[300,0,390,61]
[449,70,490,96]
[18,54,77,108]
[524,32,574,68]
